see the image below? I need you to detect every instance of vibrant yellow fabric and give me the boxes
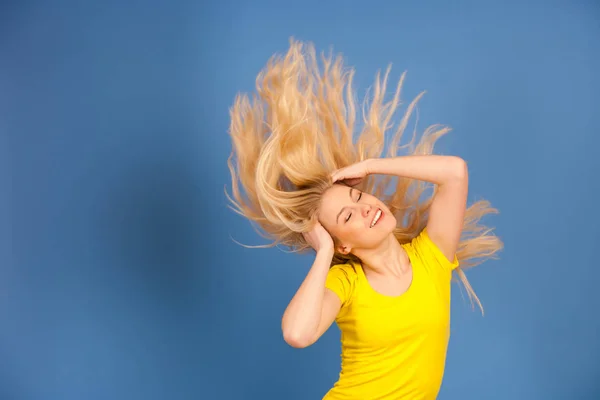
[323,228,459,400]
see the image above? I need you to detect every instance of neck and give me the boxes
[352,234,410,277]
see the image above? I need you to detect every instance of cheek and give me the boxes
[322,223,345,242]
[340,220,371,242]
[329,223,357,243]
[385,213,398,228]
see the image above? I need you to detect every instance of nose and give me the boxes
[361,204,372,218]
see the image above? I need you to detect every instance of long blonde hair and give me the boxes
[226,38,503,313]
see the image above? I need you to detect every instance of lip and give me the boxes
[370,208,383,228]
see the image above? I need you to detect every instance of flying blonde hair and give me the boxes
[226,38,503,313]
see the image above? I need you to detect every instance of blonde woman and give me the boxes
[227,39,503,400]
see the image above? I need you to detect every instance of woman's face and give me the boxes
[318,184,396,254]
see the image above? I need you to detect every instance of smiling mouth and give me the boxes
[370,209,383,228]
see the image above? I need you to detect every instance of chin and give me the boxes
[377,210,396,232]
[382,225,396,237]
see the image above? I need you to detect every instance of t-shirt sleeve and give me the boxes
[325,263,356,308]
[412,227,460,272]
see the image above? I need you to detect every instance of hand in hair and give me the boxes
[331,159,374,187]
[302,221,334,253]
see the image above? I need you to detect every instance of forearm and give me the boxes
[282,248,333,343]
[367,155,467,185]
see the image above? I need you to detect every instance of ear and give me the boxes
[337,243,351,255]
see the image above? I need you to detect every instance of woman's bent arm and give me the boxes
[368,155,468,260]
[282,248,341,348]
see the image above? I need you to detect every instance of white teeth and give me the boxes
[370,209,382,228]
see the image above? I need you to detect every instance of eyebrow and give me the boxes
[336,187,354,224]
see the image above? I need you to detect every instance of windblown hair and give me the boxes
[226,39,503,313]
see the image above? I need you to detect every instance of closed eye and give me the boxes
[344,191,363,223]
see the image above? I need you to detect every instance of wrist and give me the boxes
[316,246,335,258]
[365,158,381,175]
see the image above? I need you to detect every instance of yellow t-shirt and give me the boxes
[323,228,459,400]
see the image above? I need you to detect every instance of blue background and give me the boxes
[3,0,600,399]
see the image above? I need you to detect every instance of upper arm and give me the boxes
[306,263,355,346]
[426,157,468,261]
[307,288,341,346]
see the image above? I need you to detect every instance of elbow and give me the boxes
[450,157,468,182]
[283,330,314,349]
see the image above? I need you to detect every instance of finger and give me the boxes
[331,172,346,183]
[344,178,362,186]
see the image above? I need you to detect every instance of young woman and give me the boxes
[226,39,503,400]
